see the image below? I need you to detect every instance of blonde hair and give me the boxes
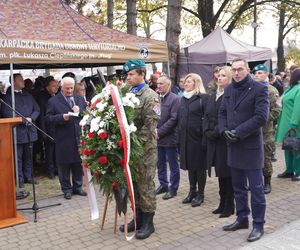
[219,66,232,82]
[184,73,206,94]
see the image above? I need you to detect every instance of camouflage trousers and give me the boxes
[263,134,274,177]
[134,147,157,213]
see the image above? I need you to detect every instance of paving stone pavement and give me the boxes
[1,146,300,250]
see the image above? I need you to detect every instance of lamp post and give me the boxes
[251,0,258,46]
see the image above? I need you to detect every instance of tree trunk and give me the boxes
[277,4,286,72]
[198,0,214,37]
[107,0,114,76]
[126,0,137,35]
[163,0,182,84]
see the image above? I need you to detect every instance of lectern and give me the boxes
[0,117,28,228]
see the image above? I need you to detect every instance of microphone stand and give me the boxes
[0,98,61,223]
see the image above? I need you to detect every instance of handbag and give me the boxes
[282,128,300,151]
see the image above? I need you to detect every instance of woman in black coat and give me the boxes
[203,66,234,217]
[178,73,208,207]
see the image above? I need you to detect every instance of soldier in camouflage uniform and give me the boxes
[253,64,281,194]
[119,59,160,239]
[206,66,220,95]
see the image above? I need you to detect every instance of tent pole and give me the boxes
[167,60,170,77]
[10,63,20,190]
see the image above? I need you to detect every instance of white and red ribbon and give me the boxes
[109,85,136,241]
[83,168,99,220]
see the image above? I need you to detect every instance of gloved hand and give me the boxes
[223,130,240,143]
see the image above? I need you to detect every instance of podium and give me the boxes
[0,117,28,228]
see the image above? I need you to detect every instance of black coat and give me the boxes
[218,75,269,170]
[178,94,208,171]
[203,94,230,178]
[36,90,55,140]
[157,92,180,147]
[46,92,87,165]
[1,87,40,143]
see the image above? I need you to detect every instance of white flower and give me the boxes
[129,123,137,133]
[80,114,90,126]
[131,96,140,106]
[90,118,100,132]
[96,101,108,112]
[99,121,105,128]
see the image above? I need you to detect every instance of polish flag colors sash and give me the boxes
[108,85,136,240]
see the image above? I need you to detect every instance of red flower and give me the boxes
[80,139,85,146]
[89,150,95,155]
[112,182,118,187]
[88,132,95,138]
[83,162,89,169]
[98,156,108,164]
[82,148,89,156]
[99,132,108,139]
[118,139,123,148]
[93,172,100,179]
[119,158,125,166]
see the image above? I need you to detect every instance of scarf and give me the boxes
[183,90,196,99]
[130,83,145,94]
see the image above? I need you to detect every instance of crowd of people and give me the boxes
[0,59,299,241]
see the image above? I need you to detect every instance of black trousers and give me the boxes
[58,162,83,194]
[188,169,207,196]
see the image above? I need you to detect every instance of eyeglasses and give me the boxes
[231,67,246,73]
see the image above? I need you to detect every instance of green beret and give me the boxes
[253,64,269,73]
[123,59,146,73]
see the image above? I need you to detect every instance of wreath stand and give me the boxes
[100,194,129,235]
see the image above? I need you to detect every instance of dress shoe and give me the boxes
[182,190,196,204]
[212,199,225,214]
[277,171,294,178]
[155,185,168,195]
[292,175,300,181]
[162,191,177,200]
[73,189,87,196]
[191,193,204,207]
[223,220,249,231]
[19,182,24,188]
[64,192,72,200]
[219,209,234,218]
[48,172,55,179]
[247,228,264,242]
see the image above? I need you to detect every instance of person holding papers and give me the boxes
[46,76,87,200]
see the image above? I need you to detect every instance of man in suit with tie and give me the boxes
[218,58,269,242]
[46,76,87,200]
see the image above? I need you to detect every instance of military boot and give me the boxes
[119,209,143,233]
[264,177,271,194]
[136,212,155,239]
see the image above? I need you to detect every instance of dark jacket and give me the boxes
[218,75,269,170]
[203,93,230,178]
[178,94,208,171]
[37,90,55,140]
[1,87,40,144]
[46,92,87,165]
[157,92,180,147]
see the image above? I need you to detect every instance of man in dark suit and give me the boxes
[46,76,87,200]
[1,74,40,188]
[37,76,59,179]
[155,75,180,200]
[218,58,269,242]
